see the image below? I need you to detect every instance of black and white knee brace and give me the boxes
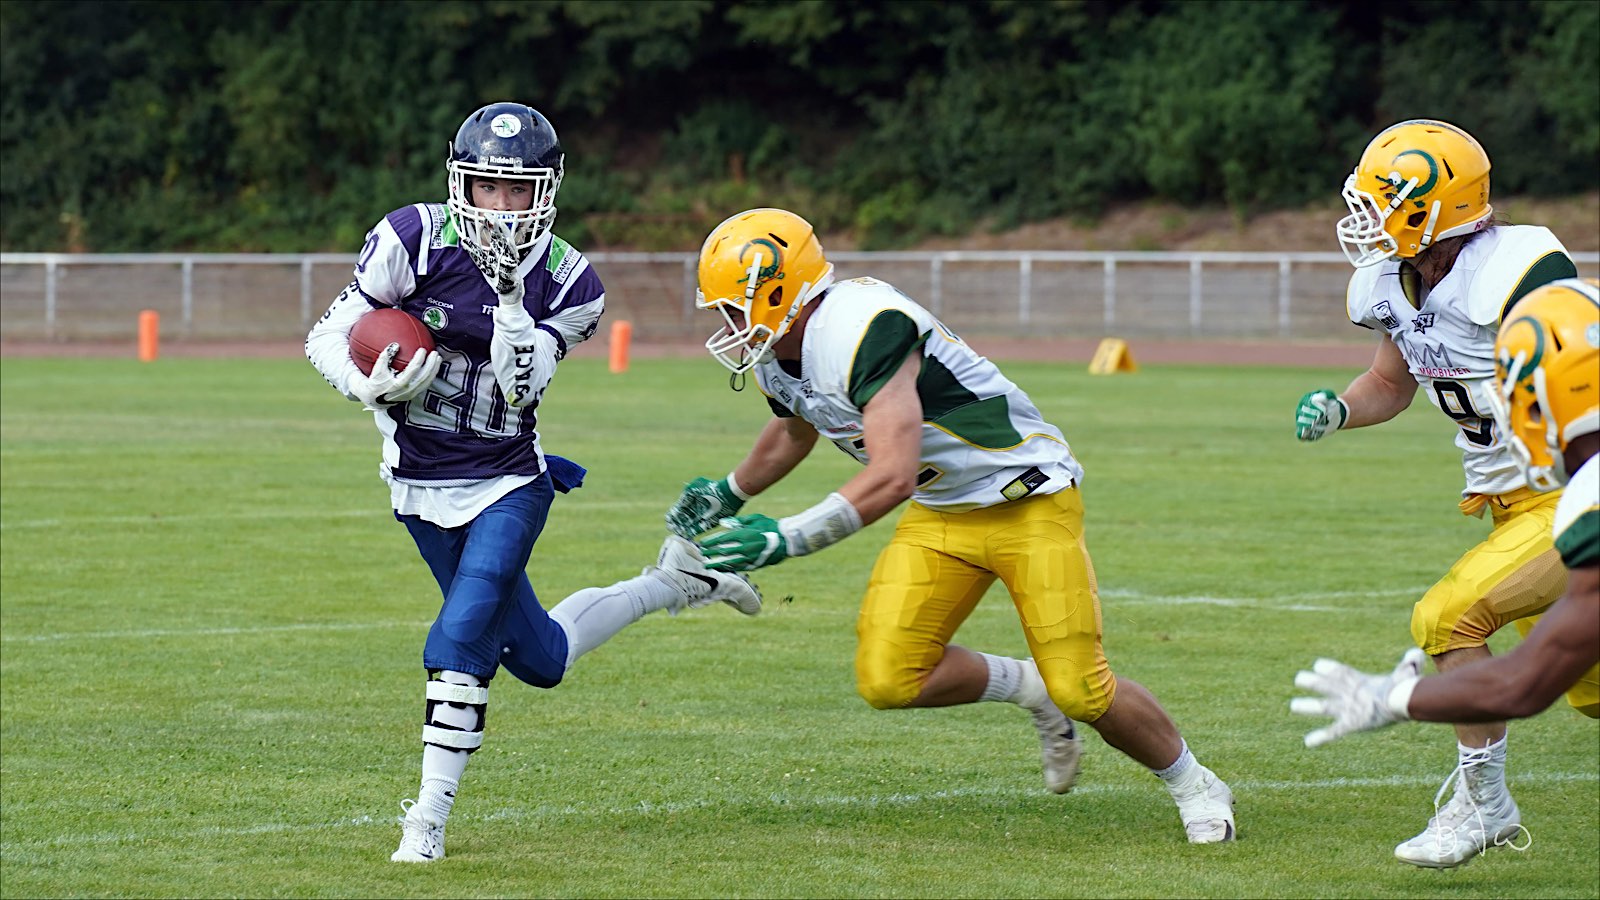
[423,669,488,754]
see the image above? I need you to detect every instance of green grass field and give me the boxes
[2,355,1596,899]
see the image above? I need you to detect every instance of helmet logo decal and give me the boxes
[1501,315,1546,387]
[737,239,785,292]
[1377,150,1438,206]
[490,114,522,138]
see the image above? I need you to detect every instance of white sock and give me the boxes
[1461,734,1511,805]
[637,569,689,611]
[416,771,460,824]
[977,654,1050,710]
[549,575,666,668]
[1153,740,1197,784]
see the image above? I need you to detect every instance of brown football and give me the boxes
[349,308,436,375]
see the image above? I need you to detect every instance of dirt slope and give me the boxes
[838,192,1599,254]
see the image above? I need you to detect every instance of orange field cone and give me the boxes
[138,310,160,362]
[609,320,633,373]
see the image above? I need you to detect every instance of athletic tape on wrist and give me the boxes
[1385,676,1418,720]
[779,492,863,556]
[724,471,753,502]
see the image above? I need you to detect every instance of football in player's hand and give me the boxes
[349,308,436,375]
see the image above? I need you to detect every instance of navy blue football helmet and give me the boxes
[447,102,564,269]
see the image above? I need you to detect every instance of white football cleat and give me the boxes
[1394,783,1522,868]
[1030,703,1082,794]
[391,798,445,863]
[652,535,762,616]
[1168,765,1236,844]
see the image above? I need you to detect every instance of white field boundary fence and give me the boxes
[2,251,1596,344]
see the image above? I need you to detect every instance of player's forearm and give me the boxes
[1410,653,1578,722]
[306,285,373,399]
[834,463,915,526]
[490,307,560,408]
[841,358,923,524]
[837,416,923,525]
[734,421,817,496]
[1337,369,1416,428]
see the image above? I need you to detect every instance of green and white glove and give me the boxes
[697,514,789,572]
[1289,648,1424,748]
[666,476,747,538]
[487,221,525,307]
[1295,389,1348,441]
[697,492,864,572]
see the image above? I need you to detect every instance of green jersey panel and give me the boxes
[1553,458,1600,569]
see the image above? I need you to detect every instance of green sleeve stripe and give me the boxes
[1554,508,1600,569]
[1501,252,1578,323]
[848,310,927,408]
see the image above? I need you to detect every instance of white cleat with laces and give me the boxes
[1030,703,1083,794]
[1168,765,1236,844]
[391,798,446,863]
[1394,755,1524,868]
[652,535,763,616]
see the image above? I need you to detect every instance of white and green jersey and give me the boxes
[1345,225,1576,497]
[754,276,1082,512]
[1553,457,1599,569]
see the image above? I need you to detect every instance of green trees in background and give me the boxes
[2,0,1595,253]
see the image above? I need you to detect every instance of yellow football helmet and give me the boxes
[696,208,835,374]
[1337,119,1494,267]
[1486,278,1600,491]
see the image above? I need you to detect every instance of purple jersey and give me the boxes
[308,202,604,484]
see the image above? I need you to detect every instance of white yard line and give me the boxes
[0,620,431,643]
[1,587,1434,643]
[1097,586,1433,613]
[3,771,1593,849]
[0,501,659,531]
[0,509,383,530]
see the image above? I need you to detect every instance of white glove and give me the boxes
[1294,389,1348,441]
[1290,648,1425,748]
[350,343,441,410]
[485,220,555,408]
[487,221,525,308]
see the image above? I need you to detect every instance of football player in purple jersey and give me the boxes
[307,102,762,862]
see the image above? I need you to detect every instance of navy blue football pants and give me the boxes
[400,477,570,687]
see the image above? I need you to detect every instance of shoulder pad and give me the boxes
[1464,226,1572,325]
[1345,265,1385,325]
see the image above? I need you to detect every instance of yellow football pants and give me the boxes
[854,488,1117,721]
[1412,486,1600,716]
